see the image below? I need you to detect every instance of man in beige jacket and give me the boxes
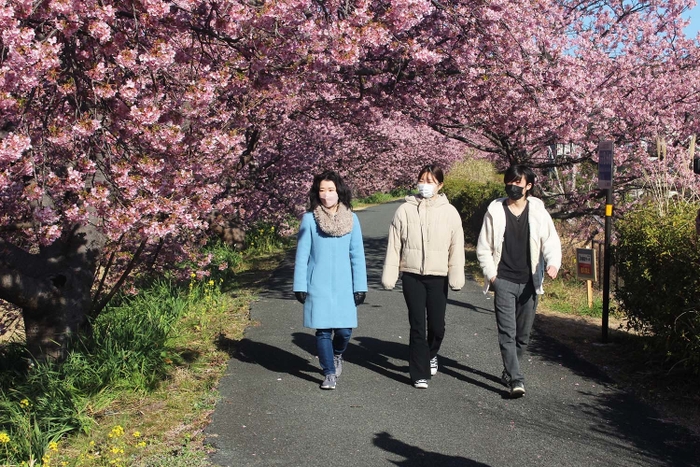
[382,164,465,389]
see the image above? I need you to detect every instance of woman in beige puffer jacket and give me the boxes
[382,164,465,389]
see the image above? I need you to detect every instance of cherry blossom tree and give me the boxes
[0,0,469,358]
[298,0,700,221]
[1,0,698,358]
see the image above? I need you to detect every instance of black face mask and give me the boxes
[505,184,525,201]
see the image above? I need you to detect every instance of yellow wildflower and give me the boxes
[49,441,59,451]
[0,432,10,443]
[20,399,30,408]
[190,272,196,278]
[137,441,147,448]
[108,425,124,438]
[132,431,141,438]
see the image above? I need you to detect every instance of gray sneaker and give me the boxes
[430,356,438,376]
[510,381,525,397]
[334,355,343,378]
[320,374,337,390]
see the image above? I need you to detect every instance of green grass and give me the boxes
[354,188,410,208]
[539,279,605,318]
[0,228,288,466]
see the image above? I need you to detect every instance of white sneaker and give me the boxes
[414,379,428,389]
[429,356,438,376]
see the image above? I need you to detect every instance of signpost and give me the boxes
[576,248,596,309]
[598,140,614,343]
[598,141,613,189]
[575,248,595,280]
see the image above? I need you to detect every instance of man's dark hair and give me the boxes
[417,164,444,184]
[308,170,353,211]
[503,165,536,197]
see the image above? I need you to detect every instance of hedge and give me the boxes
[442,179,505,245]
[615,202,700,375]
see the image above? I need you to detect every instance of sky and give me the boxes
[684,4,700,38]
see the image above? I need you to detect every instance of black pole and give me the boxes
[601,187,613,343]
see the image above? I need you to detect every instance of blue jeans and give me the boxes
[493,278,538,384]
[315,328,352,376]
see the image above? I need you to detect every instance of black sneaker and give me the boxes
[501,370,511,387]
[510,381,525,398]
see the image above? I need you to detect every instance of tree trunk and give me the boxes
[0,223,105,361]
[20,268,95,360]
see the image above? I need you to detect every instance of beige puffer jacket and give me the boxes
[382,193,465,290]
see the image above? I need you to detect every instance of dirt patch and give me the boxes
[0,302,23,344]
[535,308,700,438]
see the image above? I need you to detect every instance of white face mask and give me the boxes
[417,183,436,199]
[320,191,339,208]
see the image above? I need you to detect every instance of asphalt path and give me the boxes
[204,200,700,467]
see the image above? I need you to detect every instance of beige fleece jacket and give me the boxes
[382,193,465,290]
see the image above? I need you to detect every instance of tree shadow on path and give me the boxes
[373,431,491,467]
[290,333,509,394]
[438,355,508,397]
[292,332,412,385]
[446,297,493,314]
[528,329,700,467]
[217,335,321,384]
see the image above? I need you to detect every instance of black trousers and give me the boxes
[402,273,449,382]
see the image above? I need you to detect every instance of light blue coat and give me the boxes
[293,212,367,329]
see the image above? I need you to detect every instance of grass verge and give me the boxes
[0,239,287,466]
[353,188,410,210]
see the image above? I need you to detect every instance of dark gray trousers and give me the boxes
[493,278,538,384]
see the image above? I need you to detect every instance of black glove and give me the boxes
[354,292,366,306]
[294,291,307,304]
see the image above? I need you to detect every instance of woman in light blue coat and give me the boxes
[293,171,367,390]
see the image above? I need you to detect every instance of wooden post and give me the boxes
[689,134,696,165]
[587,280,593,309]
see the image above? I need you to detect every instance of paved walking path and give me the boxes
[204,201,699,467]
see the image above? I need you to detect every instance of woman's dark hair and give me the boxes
[503,165,536,197]
[308,170,352,211]
[417,164,444,184]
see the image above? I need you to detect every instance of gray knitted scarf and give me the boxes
[313,203,354,237]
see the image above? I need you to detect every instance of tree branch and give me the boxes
[92,239,147,318]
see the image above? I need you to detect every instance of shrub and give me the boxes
[446,158,501,184]
[442,180,505,244]
[615,201,700,375]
